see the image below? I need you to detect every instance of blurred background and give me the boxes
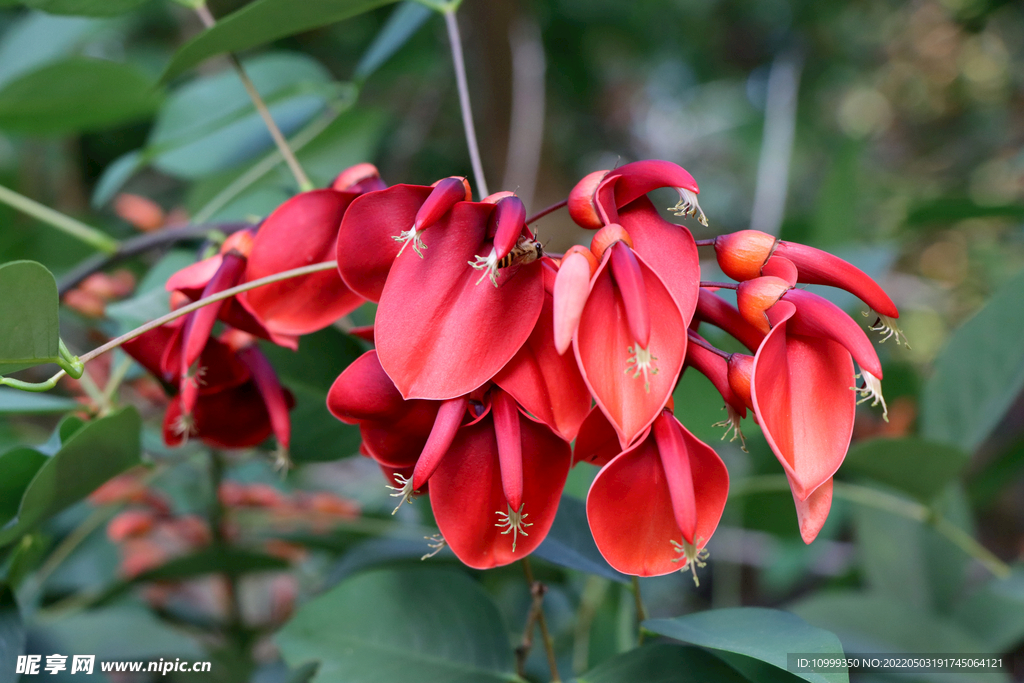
[1,0,1024,681]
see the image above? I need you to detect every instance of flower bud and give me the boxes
[590,223,633,261]
[568,169,610,229]
[332,163,386,193]
[714,230,777,282]
[553,246,598,354]
[736,276,791,333]
[727,354,754,412]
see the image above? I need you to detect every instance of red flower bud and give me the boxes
[736,276,791,333]
[568,169,610,229]
[714,230,777,282]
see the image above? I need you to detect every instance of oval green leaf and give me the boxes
[275,568,520,683]
[643,607,848,683]
[842,437,968,501]
[21,0,150,16]
[0,260,60,375]
[578,643,756,683]
[162,0,398,81]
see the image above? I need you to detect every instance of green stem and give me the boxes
[0,261,338,392]
[0,184,118,254]
[521,557,560,682]
[195,4,314,193]
[730,475,1011,579]
[631,575,647,645]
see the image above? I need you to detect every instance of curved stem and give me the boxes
[2,261,337,392]
[687,330,732,360]
[521,558,560,682]
[631,575,647,645]
[196,4,314,193]
[700,281,738,290]
[57,222,253,295]
[730,475,1011,579]
[527,198,568,225]
[444,8,488,198]
[0,184,119,254]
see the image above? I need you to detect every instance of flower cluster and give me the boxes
[126,159,900,581]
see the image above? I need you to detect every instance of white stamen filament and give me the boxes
[385,473,416,514]
[421,533,447,560]
[468,248,500,287]
[393,226,427,258]
[712,405,747,452]
[866,313,910,347]
[669,188,708,227]
[670,537,710,587]
[495,503,532,552]
[625,344,659,393]
[853,370,888,423]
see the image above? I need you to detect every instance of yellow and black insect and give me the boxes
[470,234,544,287]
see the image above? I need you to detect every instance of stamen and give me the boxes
[468,248,500,287]
[669,188,708,227]
[422,533,447,560]
[385,473,416,514]
[393,226,427,258]
[670,537,710,587]
[271,446,293,475]
[865,313,910,347]
[712,405,747,452]
[172,412,195,445]
[184,364,207,389]
[495,503,532,552]
[625,344,659,393]
[852,371,888,423]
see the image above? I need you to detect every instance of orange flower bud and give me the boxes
[590,223,633,262]
[568,169,610,229]
[114,193,165,232]
[714,230,777,282]
[727,354,754,411]
[736,276,791,333]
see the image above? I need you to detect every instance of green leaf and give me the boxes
[91,149,144,208]
[353,1,432,82]
[275,568,520,683]
[162,0,399,81]
[0,57,161,134]
[953,566,1024,651]
[921,267,1024,451]
[0,261,60,375]
[0,13,105,90]
[34,604,203,659]
[0,388,78,414]
[149,52,340,179]
[21,0,150,16]
[643,607,848,683]
[0,584,24,683]
[0,408,142,546]
[260,327,364,463]
[91,548,289,606]
[327,537,456,585]
[577,643,755,683]
[842,438,969,501]
[534,495,629,584]
[789,592,989,656]
[0,448,47,527]
[905,196,1024,228]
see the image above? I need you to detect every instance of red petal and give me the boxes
[774,241,899,318]
[574,250,686,447]
[165,255,223,297]
[572,406,622,467]
[335,185,433,302]
[586,421,727,576]
[694,289,765,354]
[492,388,524,512]
[243,189,363,336]
[164,383,273,449]
[616,197,700,325]
[684,334,746,416]
[751,301,855,500]
[609,242,651,348]
[429,412,571,569]
[238,346,291,452]
[411,396,468,489]
[181,251,246,371]
[790,475,833,544]
[376,202,544,399]
[783,289,883,378]
[490,195,526,260]
[494,285,590,442]
[552,250,593,355]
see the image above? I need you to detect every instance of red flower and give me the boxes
[586,409,728,580]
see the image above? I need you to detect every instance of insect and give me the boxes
[469,234,544,287]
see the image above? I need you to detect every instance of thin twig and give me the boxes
[502,16,546,209]
[195,4,314,193]
[687,330,732,360]
[57,222,253,295]
[444,8,488,198]
[521,558,560,682]
[699,281,738,290]
[694,238,715,247]
[0,184,119,254]
[631,575,647,645]
[526,198,567,225]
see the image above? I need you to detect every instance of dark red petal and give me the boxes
[335,185,433,302]
[491,388,524,512]
[572,406,622,467]
[359,403,439,469]
[181,251,247,371]
[243,189,363,336]
[238,346,291,452]
[375,202,544,400]
[684,334,746,416]
[411,396,468,490]
[415,177,468,230]
[574,250,686,447]
[751,301,855,501]
[429,411,570,569]
[490,195,527,260]
[165,255,223,297]
[327,350,407,422]
[122,322,181,382]
[617,196,700,326]
[494,284,590,442]
[164,383,273,449]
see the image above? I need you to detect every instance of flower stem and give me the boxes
[700,281,738,290]
[444,8,488,198]
[1,261,337,392]
[687,330,732,360]
[0,184,119,254]
[527,198,568,225]
[694,238,715,247]
[196,4,314,193]
[631,575,647,645]
[521,557,560,682]
[730,475,1011,579]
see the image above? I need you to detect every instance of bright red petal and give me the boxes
[751,301,855,501]
[375,202,544,400]
[429,411,570,569]
[790,475,833,544]
[574,250,686,447]
[242,189,363,336]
